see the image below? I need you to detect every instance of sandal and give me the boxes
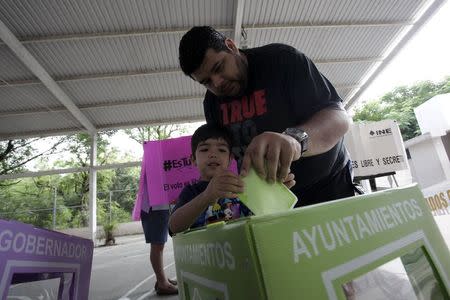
[154,282,178,295]
[168,278,177,286]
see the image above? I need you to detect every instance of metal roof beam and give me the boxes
[0,68,180,86]
[96,115,205,131]
[0,19,96,134]
[0,96,204,117]
[247,20,412,31]
[0,161,141,180]
[0,21,411,45]
[233,0,245,47]
[0,114,205,141]
[0,27,231,45]
[0,81,356,118]
[0,57,382,87]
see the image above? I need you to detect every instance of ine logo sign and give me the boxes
[369,128,393,137]
[344,120,408,177]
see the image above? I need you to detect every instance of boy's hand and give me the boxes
[203,170,244,204]
[283,172,296,189]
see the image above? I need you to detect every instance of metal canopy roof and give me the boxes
[0,0,446,140]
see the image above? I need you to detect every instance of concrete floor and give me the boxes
[89,235,178,300]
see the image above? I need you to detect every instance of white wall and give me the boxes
[415,93,450,137]
[408,137,447,188]
[58,221,143,244]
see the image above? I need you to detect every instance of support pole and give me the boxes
[89,134,98,243]
[53,186,57,230]
[109,191,113,224]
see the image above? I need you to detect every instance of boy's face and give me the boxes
[193,138,232,180]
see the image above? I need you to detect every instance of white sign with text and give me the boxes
[344,120,408,177]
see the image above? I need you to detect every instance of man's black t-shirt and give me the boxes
[203,43,350,198]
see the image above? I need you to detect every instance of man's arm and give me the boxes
[240,107,350,184]
[299,107,350,157]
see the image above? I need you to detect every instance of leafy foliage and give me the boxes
[0,137,66,176]
[0,124,188,230]
[353,77,450,141]
[124,124,187,144]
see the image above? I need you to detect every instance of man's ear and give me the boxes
[191,154,197,166]
[225,38,238,53]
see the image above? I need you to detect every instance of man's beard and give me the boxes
[232,53,248,96]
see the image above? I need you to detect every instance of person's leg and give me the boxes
[150,243,170,288]
[145,209,177,294]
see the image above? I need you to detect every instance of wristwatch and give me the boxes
[283,127,309,154]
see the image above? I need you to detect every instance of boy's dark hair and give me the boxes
[191,124,233,158]
[179,26,229,76]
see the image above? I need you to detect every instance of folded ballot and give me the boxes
[238,168,298,215]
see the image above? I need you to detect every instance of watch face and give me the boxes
[286,128,307,140]
[284,128,308,153]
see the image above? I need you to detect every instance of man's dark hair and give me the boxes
[179,26,228,76]
[191,123,233,158]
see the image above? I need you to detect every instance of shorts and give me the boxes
[140,209,170,244]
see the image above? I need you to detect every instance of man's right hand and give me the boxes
[240,132,301,184]
[203,170,244,204]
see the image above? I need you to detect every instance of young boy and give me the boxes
[169,124,252,233]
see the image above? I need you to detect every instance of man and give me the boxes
[179,26,354,206]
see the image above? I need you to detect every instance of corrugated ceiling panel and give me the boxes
[0,0,233,38]
[0,85,61,112]
[317,61,378,86]
[335,88,354,102]
[83,99,204,127]
[0,111,82,137]
[243,0,426,25]
[60,73,205,105]
[23,34,182,78]
[0,0,442,139]
[15,29,232,79]
[0,46,36,81]
[246,26,408,60]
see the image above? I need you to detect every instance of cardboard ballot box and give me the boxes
[0,220,94,299]
[173,185,450,299]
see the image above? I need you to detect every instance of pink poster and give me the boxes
[132,135,237,221]
[132,136,199,220]
[145,135,200,206]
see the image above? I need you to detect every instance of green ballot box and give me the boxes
[173,185,450,299]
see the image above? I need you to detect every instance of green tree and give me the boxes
[54,131,118,227]
[1,125,193,229]
[353,77,450,141]
[0,175,72,229]
[0,136,66,176]
[107,167,140,213]
[124,124,187,143]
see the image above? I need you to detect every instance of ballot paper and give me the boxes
[238,168,298,215]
